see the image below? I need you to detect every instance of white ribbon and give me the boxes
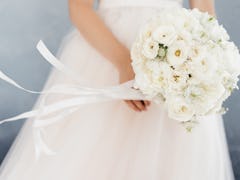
[0,40,151,159]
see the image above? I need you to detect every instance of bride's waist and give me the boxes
[99,0,182,9]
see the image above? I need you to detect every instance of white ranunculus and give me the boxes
[167,69,188,92]
[139,22,158,41]
[188,44,207,59]
[193,55,218,80]
[167,40,189,66]
[152,26,177,46]
[151,61,172,93]
[183,14,200,31]
[142,38,159,59]
[186,82,225,115]
[166,95,195,122]
[177,29,193,44]
[187,44,219,81]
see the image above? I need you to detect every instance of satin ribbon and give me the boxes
[0,40,154,159]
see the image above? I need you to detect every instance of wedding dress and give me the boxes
[0,0,235,179]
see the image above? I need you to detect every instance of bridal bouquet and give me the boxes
[131,8,240,124]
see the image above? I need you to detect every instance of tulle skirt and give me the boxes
[0,6,235,180]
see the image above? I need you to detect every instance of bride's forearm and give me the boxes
[68,0,131,71]
[189,0,216,16]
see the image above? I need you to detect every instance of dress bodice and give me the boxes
[99,0,183,9]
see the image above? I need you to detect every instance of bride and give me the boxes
[0,0,235,179]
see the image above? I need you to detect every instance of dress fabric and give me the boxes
[0,0,235,179]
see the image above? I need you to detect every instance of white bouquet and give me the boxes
[131,8,240,124]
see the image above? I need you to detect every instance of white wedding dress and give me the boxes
[0,0,235,179]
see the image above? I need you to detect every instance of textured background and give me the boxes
[0,0,239,178]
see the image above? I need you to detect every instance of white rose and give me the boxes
[177,29,193,44]
[167,69,188,92]
[183,15,201,31]
[188,44,207,60]
[167,40,189,66]
[206,89,231,115]
[151,61,172,94]
[185,82,225,115]
[188,46,219,81]
[166,95,195,122]
[152,26,177,46]
[139,22,158,41]
[142,38,159,59]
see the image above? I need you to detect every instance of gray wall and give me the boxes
[0,0,71,166]
[0,0,239,178]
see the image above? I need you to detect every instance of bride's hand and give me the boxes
[117,56,151,112]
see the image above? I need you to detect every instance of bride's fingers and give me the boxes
[124,100,140,112]
[124,100,149,112]
[144,100,151,106]
[132,100,146,111]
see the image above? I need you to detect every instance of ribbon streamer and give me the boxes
[0,40,153,159]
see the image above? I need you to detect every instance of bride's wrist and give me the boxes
[109,44,131,71]
[116,60,133,74]
[115,54,133,73]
